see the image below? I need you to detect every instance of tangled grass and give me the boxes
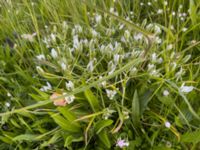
[0,0,200,149]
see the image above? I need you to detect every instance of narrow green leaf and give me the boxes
[98,130,111,149]
[84,89,100,112]
[41,132,61,148]
[50,113,81,133]
[13,134,38,142]
[57,107,80,127]
[189,0,197,25]
[94,119,113,134]
[0,136,12,144]
[132,90,141,127]
[64,135,84,148]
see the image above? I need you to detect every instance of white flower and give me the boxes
[63,94,75,104]
[134,33,143,41]
[163,90,169,96]
[172,11,176,16]
[116,138,129,148]
[155,36,162,44]
[158,57,163,64]
[36,66,44,74]
[5,102,11,107]
[180,17,185,21]
[36,54,45,60]
[130,67,138,75]
[182,27,187,32]
[148,64,155,71]
[191,40,197,44]
[60,62,67,70]
[100,45,105,53]
[179,4,183,9]
[167,44,173,50]
[74,25,82,33]
[165,121,171,128]
[155,25,161,34]
[119,24,124,30]
[107,43,114,51]
[21,33,36,42]
[40,82,52,92]
[99,76,106,88]
[106,89,117,100]
[82,39,88,45]
[62,21,68,30]
[182,13,187,17]
[102,108,115,119]
[180,84,194,93]
[150,69,160,77]
[91,29,98,37]
[175,67,184,80]
[164,1,168,6]
[171,62,177,71]
[140,2,144,6]
[95,14,102,23]
[51,48,58,58]
[65,81,74,91]
[114,54,120,64]
[157,9,163,14]
[170,25,175,30]
[87,58,96,72]
[109,7,114,13]
[7,92,12,97]
[124,30,130,40]
[108,61,116,75]
[50,33,56,42]
[151,53,157,62]
[147,2,152,6]
[73,35,79,49]
[122,111,129,119]
[120,36,126,43]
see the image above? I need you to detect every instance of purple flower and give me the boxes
[116,138,129,148]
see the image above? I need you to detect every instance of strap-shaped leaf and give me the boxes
[50,113,81,133]
[57,107,80,127]
[132,90,141,127]
[94,119,113,134]
[98,129,111,149]
[84,89,100,112]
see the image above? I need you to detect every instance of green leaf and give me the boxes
[94,119,113,134]
[181,129,200,144]
[41,132,61,148]
[189,0,197,25]
[64,135,84,148]
[0,136,13,144]
[57,107,76,122]
[50,113,81,133]
[98,130,111,149]
[57,107,80,127]
[84,89,100,112]
[132,90,141,127]
[13,134,38,142]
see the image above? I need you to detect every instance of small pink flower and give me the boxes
[116,138,129,148]
[50,92,67,107]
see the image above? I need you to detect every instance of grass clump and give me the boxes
[0,0,200,149]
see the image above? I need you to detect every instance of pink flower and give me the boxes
[116,138,129,148]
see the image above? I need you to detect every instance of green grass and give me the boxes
[0,0,200,149]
